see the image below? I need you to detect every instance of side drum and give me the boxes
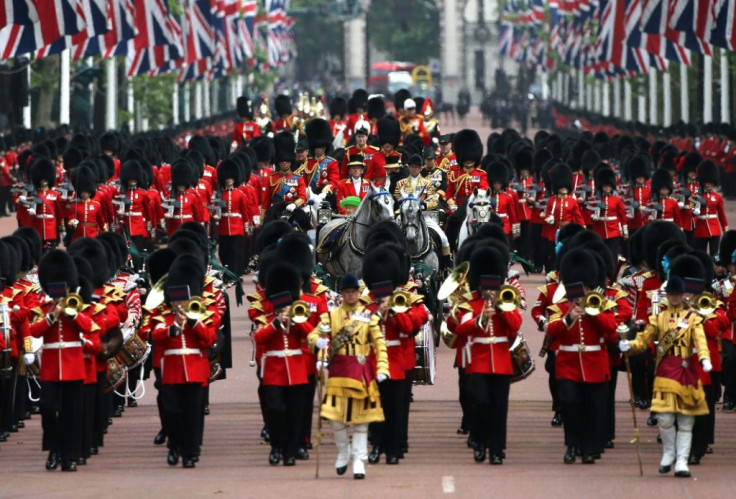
[412,322,436,385]
[118,331,151,369]
[510,335,535,383]
[104,357,127,394]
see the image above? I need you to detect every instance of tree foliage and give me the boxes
[291,0,344,81]
[366,0,439,63]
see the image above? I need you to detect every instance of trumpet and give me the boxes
[390,290,411,314]
[176,296,205,321]
[691,292,716,316]
[497,285,521,312]
[582,291,605,316]
[289,300,311,324]
[61,293,84,317]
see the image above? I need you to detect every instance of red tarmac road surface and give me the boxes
[2,110,736,498]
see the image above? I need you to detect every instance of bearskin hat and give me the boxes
[70,255,94,303]
[63,147,84,171]
[627,155,650,181]
[568,140,592,170]
[595,166,617,192]
[467,246,508,291]
[305,118,333,151]
[39,249,78,296]
[71,164,97,197]
[377,116,401,147]
[362,246,401,289]
[274,94,292,116]
[351,89,368,110]
[485,161,510,188]
[719,230,736,266]
[668,254,704,288]
[257,220,293,253]
[393,89,411,111]
[237,96,253,119]
[167,233,207,272]
[29,158,56,189]
[642,221,685,269]
[697,160,720,187]
[188,135,215,166]
[559,248,598,289]
[275,232,313,289]
[147,248,177,286]
[454,129,483,167]
[365,219,405,248]
[475,223,510,248]
[14,227,41,265]
[265,262,301,302]
[251,136,275,164]
[67,237,110,288]
[4,235,30,272]
[627,228,645,266]
[165,255,205,304]
[273,131,296,166]
[367,97,386,120]
[329,97,347,118]
[217,158,242,187]
[650,168,673,200]
[171,159,194,189]
[689,250,714,289]
[120,160,145,188]
[550,163,573,193]
[581,149,601,174]
[533,149,553,178]
[100,132,120,156]
[257,249,277,287]
[513,147,534,174]
[98,232,128,269]
[0,239,18,286]
[682,151,702,175]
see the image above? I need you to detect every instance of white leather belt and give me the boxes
[44,341,82,349]
[221,213,242,218]
[35,214,54,219]
[559,344,601,352]
[473,336,508,344]
[264,349,302,357]
[169,214,193,220]
[164,348,202,356]
[497,213,508,218]
[123,211,142,216]
[660,218,674,222]
[601,216,618,221]
[697,215,717,219]
[385,339,401,347]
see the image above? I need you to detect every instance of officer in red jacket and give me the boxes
[24,158,63,251]
[446,130,489,210]
[453,246,522,465]
[365,116,402,189]
[263,132,307,214]
[648,169,681,226]
[151,255,218,469]
[335,154,371,214]
[626,156,652,232]
[31,250,100,472]
[340,120,379,178]
[693,160,728,256]
[66,165,107,242]
[231,96,260,150]
[300,119,340,197]
[117,160,155,249]
[486,161,518,238]
[163,160,206,237]
[590,166,628,259]
[272,95,296,133]
[546,248,618,464]
[542,164,585,273]
[253,262,311,466]
[214,159,250,276]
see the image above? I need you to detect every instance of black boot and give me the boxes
[153,429,166,445]
[368,445,382,464]
[564,447,576,464]
[45,451,59,471]
[550,412,562,427]
[474,445,486,463]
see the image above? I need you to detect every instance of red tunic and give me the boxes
[340,144,378,178]
[262,171,307,212]
[164,191,206,237]
[648,197,681,225]
[591,194,627,239]
[117,188,155,238]
[490,190,518,235]
[627,185,651,230]
[253,310,311,386]
[152,310,218,384]
[31,188,63,241]
[365,151,402,188]
[541,195,585,241]
[335,177,371,214]
[231,120,260,147]
[215,188,251,236]
[693,191,728,238]
[301,156,340,193]
[65,199,106,241]
[29,311,98,382]
[446,167,489,207]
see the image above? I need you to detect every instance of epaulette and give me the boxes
[545,271,559,283]
[359,295,372,305]
[11,288,22,300]
[612,289,628,301]
[314,283,329,295]
[94,303,107,314]
[247,292,263,303]
[254,315,268,326]
[537,284,549,295]
[641,270,654,279]
[602,299,617,312]
[409,293,424,305]
[250,301,264,312]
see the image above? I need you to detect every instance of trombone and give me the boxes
[581,291,605,316]
[497,285,521,312]
[60,292,84,318]
[390,290,411,314]
[691,292,716,316]
[289,300,311,324]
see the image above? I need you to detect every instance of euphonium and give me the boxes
[144,272,168,311]
[390,290,411,314]
[497,284,521,312]
[61,293,84,317]
[184,296,205,320]
[583,291,605,316]
[693,292,716,316]
[289,300,311,324]
[437,261,470,301]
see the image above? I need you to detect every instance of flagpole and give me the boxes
[105,58,116,130]
[637,87,646,123]
[663,71,672,127]
[173,81,180,126]
[648,71,657,125]
[59,49,71,125]
[127,84,135,132]
[195,80,203,119]
[703,54,712,123]
[720,50,730,124]
[577,69,584,109]
[613,78,621,119]
[593,80,601,114]
[679,64,689,123]
[184,82,191,123]
[602,80,610,117]
[23,60,32,129]
[623,79,632,121]
[203,79,211,118]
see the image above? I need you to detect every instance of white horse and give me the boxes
[457,188,493,250]
[302,186,329,246]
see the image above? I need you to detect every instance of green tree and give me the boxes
[366,0,439,63]
[291,0,344,81]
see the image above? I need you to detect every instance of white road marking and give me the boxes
[442,475,455,494]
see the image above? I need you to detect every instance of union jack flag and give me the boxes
[710,0,736,50]
[0,0,84,59]
[125,0,183,76]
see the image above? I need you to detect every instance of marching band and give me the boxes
[1,88,736,483]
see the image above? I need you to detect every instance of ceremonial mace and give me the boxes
[617,324,644,476]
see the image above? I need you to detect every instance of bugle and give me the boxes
[390,290,411,314]
[582,291,605,316]
[497,284,521,312]
[289,300,311,324]
[61,293,84,317]
[692,292,716,316]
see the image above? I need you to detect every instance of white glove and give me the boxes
[286,203,296,213]
[23,353,35,366]
[252,215,261,226]
[693,208,701,216]
[701,359,713,373]
[377,373,388,383]
[618,340,631,353]
[18,195,26,203]
[315,337,329,350]
[316,360,328,371]
[677,201,685,209]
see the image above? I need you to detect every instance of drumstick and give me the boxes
[618,325,644,476]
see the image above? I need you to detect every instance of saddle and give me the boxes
[316,219,349,261]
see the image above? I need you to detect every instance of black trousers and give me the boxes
[0,185,11,215]
[81,383,96,459]
[557,379,606,456]
[721,340,736,403]
[93,372,107,447]
[153,367,167,437]
[160,383,203,459]
[0,369,18,432]
[41,380,83,464]
[469,373,511,455]
[401,370,413,449]
[457,366,473,430]
[516,221,533,262]
[629,349,654,403]
[605,367,619,442]
[544,239,557,275]
[262,384,306,460]
[694,235,721,257]
[15,373,27,421]
[684,230,695,247]
[603,237,620,261]
[370,379,405,457]
[531,223,545,269]
[300,374,316,449]
[218,235,246,276]
[544,353,560,413]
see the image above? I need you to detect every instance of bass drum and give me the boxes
[510,334,535,383]
[412,322,436,385]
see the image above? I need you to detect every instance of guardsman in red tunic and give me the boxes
[231,96,260,150]
[272,94,296,133]
[648,169,681,227]
[329,97,349,149]
[263,132,307,214]
[151,256,217,469]
[453,246,522,465]
[676,152,702,246]
[300,119,340,195]
[365,116,402,189]
[542,164,585,272]
[510,148,535,262]
[214,159,251,277]
[66,165,107,242]
[26,158,64,251]
[335,154,371,214]
[340,120,379,178]
[31,251,100,472]
[399,99,428,146]
[253,262,311,466]
[446,130,489,210]
[117,160,155,249]
[590,167,628,258]
[626,156,652,231]
[344,89,368,137]
[163,160,206,237]
[693,160,728,256]
[546,249,618,464]
[486,162,518,238]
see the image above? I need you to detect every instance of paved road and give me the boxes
[3,110,736,498]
